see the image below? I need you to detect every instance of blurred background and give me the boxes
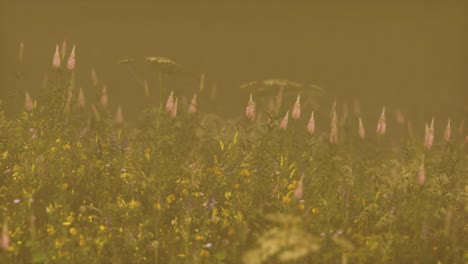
[1,1,467,122]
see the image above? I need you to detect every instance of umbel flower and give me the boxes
[166,91,175,112]
[245,93,256,121]
[188,93,197,114]
[424,117,435,150]
[292,95,301,119]
[443,118,451,142]
[358,116,365,139]
[279,111,289,130]
[170,97,178,119]
[52,44,61,69]
[24,91,34,112]
[330,110,338,144]
[67,44,76,70]
[307,111,315,134]
[376,107,386,135]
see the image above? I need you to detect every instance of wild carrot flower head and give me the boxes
[67,45,76,70]
[166,91,175,112]
[245,93,256,121]
[358,116,366,139]
[292,95,301,120]
[52,44,61,69]
[443,118,451,142]
[24,91,34,112]
[170,97,178,119]
[188,93,197,114]
[307,111,315,134]
[279,110,289,130]
[376,107,386,135]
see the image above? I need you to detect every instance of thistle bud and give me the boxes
[170,97,178,119]
[292,95,301,119]
[188,93,197,114]
[115,106,124,124]
[245,93,256,121]
[166,91,175,112]
[52,44,61,69]
[67,45,76,70]
[443,118,451,142]
[24,91,34,112]
[358,116,366,139]
[279,111,289,130]
[307,111,315,134]
[376,107,386,135]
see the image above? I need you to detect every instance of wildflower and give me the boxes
[443,118,451,142]
[294,175,304,199]
[424,117,434,150]
[18,40,24,63]
[358,116,365,139]
[170,97,178,119]
[100,85,108,107]
[396,109,405,124]
[166,91,175,112]
[24,91,34,112]
[330,109,338,144]
[1,220,9,250]
[77,87,86,109]
[292,95,301,119]
[418,160,426,186]
[91,68,99,87]
[52,44,61,69]
[279,110,289,130]
[67,44,75,70]
[376,107,386,135]
[245,93,256,121]
[115,106,124,124]
[69,227,78,236]
[307,111,315,134]
[188,93,197,114]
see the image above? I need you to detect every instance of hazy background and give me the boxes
[1,1,467,122]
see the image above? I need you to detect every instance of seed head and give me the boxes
[91,68,99,87]
[396,109,405,125]
[245,93,256,121]
[18,40,24,63]
[292,95,301,119]
[279,111,289,130]
[199,72,205,92]
[61,40,67,60]
[307,111,315,134]
[52,44,61,69]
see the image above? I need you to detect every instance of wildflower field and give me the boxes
[0,43,467,264]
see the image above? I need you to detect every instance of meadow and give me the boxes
[0,43,467,263]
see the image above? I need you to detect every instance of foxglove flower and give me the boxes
[170,97,178,119]
[188,93,197,114]
[24,91,34,112]
[376,107,386,135]
[292,95,301,119]
[67,45,76,70]
[245,93,256,121]
[358,116,366,139]
[424,118,434,150]
[418,160,426,186]
[166,91,175,112]
[1,220,9,251]
[294,175,304,199]
[279,111,289,130]
[443,118,451,142]
[52,44,61,69]
[307,111,315,134]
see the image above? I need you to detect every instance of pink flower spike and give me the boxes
[417,160,426,186]
[170,97,178,119]
[77,87,86,109]
[294,175,304,200]
[115,106,124,124]
[424,117,434,150]
[307,111,315,134]
[188,93,197,114]
[100,85,108,107]
[279,110,289,130]
[166,91,174,112]
[52,44,61,69]
[24,91,34,112]
[292,95,301,119]
[358,116,366,139]
[396,109,405,125]
[330,109,338,144]
[376,107,386,135]
[245,93,256,121]
[67,44,76,70]
[443,118,451,142]
[1,220,9,251]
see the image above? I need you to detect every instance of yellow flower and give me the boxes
[153,202,161,209]
[62,143,71,150]
[129,199,141,209]
[200,249,210,257]
[166,194,176,205]
[312,207,320,214]
[69,227,78,236]
[50,146,57,152]
[99,225,106,232]
[47,226,56,236]
[195,234,205,241]
[282,196,291,204]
